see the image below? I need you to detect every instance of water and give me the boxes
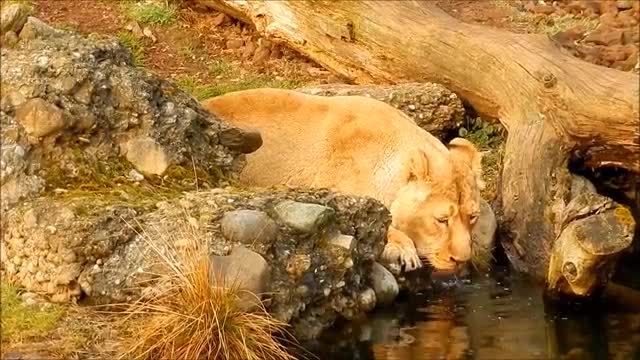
[303,266,640,360]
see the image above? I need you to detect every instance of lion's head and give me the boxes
[389,137,484,271]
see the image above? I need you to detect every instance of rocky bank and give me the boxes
[0,7,396,343]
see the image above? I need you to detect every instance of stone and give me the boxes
[471,198,497,263]
[252,45,271,65]
[285,254,311,279]
[270,46,283,60]
[1,3,29,35]
[19,17,60,41]
[209,245,270,311]
[220,209,278,245]
[617,0,634,10]
[329,233,356,252]
[14,98,66,139]
[242,40,257,58]
[121,136,170,176]
[584,28,623,46]
[601,1,620,15]
[3,30,18,47]
[370,262,399,306]
[552,28,585,47]
[358,287,377,312]
[274,200,335,233]
[212,12,230,26]
[226,38,243,49]
[127,169,144,182]
[531,4,556,15]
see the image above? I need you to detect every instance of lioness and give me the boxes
[202,88,484,272]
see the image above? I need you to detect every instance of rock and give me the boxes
[4,187,390,341]
[601,1,620,15]
[329,233,356,252]
[357,288,377,312]
[270,46,283,59]
[127,169,144,182]
[531,4,556,15]
[297,83,465,139]
[121,136,170,176]
[617,0,634,10]
[210,245,270,311]
[3,30,18,47]
[552,27,586,47]
[19,17,60,41]
[252,44,271,65]
[1,3,29,35]
[242,39,257,58]
[14,98,66,140]
[584,28,624,46]
[125,21,144,37]
[212,12,230,26]
[370,262,399,306]
[470,198,497,268]
[220,209,278,246]
[274,200,335,233]
[1,19,246,210]
[226,38,243,49]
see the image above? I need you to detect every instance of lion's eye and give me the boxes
[436,217,448,224]
[470,215,479,224]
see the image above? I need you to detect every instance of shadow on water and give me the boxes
[301,266,640,360]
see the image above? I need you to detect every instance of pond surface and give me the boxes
[302,266,640,360]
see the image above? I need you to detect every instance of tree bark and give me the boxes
[202,0,639,293]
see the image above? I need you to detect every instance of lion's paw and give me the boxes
[381,242,422,272]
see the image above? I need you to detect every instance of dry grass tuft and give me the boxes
[113,217,300,360]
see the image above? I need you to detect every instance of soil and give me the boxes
[1,0,638,358]
[436,0,640,71]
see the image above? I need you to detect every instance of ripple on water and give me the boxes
[303,266,640,360]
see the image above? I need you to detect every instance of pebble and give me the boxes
[220,209,278,245]
[274,200,335,233]
[370,262,399,306]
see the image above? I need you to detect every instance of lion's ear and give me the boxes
[448,137,485,189]
[404,147,431,183]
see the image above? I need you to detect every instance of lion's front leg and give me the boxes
[381,225,422,272]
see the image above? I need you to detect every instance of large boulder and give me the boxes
[1,187,390,341]
[297,83,466,138]
[0,17,256,211]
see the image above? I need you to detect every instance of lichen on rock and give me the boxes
[0,17,248,210]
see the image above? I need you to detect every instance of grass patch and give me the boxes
[116,31,145,67]
[175,74,305,100]
[528,14,600,36]
[114,219,299,360]
[208,58,235,77]
[458,116,505,201]
[1,282,64,344]
[124,1,177,26]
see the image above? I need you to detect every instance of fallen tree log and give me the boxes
[201,0,639,296]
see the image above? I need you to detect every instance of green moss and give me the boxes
[116,31,145,67]
[175,74,305,100]
[43,148,231,214]
[1,282,64,344]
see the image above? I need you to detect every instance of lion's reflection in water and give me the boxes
[307,266,640,360]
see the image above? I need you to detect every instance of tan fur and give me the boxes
[202,88,484,271]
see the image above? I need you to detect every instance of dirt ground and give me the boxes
[2,0,639,358]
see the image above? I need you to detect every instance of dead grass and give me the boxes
[111,216,300,360]
[527,14,600,36]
